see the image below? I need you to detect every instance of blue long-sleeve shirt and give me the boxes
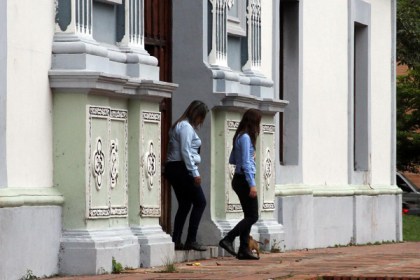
[229,133,256,187]
[166,120,201,177]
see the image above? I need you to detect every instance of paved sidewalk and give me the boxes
[46,242,420,280]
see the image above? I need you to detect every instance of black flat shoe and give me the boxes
[219,237,236,256]
[237,249,259,260]
[174,242,184,250]
[184,241,207,251]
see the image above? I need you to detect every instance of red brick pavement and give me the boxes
[45,242,420,280]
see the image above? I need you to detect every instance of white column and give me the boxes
[119,0,145,50]
[55,0,92,37]
[209,0,228,67]
[76,0,93,37]
[243,0,262,72]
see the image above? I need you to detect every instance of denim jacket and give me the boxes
[166,120,201,177]
[229,133,256,187]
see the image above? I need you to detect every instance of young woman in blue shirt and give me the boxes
[219,108,262,260]
[165,100,209,251]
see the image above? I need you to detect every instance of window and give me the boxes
[349,0,371,180]
[353,22,369,171]
[279,0,300,165]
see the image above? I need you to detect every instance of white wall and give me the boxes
[0,0,7,187]
[6,0,55,188]
[370,1,393,186]
[261,1,273,80]
[301,0,349,185]
[295,0,394,186]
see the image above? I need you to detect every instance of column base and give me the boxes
[59,228,139,275]
[131,225,175,268]
[255,219,285,253]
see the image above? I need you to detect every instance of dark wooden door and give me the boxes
[144,0,172,234]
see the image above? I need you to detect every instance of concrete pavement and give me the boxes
[45,242,420,280]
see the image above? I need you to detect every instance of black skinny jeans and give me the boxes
[165,161,206,244]
[226,173,259,250]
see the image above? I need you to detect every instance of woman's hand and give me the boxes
[194,176,202,186]
[249,186,257,198]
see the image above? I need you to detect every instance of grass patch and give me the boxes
[155,256,177,273]
[112,257,123,274]
[19,270,38,280]
[403,214,420,241]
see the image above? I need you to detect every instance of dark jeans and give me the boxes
[226,173,259,250]
[165,161,206,244]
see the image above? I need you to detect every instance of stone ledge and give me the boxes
[275,184,402,197]
[174,246,219,264]
[0,187,64,208]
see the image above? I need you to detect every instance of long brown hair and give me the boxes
[233,108,262,148]
[172,100,209,129]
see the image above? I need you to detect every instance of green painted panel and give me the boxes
[211,112,278,221]
[53,93,89,229]
[54,92,131,230]
[89,116,110,210]
[109,117,128,212]
[128,101,141,225]
[138,102,161,226]
[257,115,276,219]
[127,100,162,227]
[211,110,244,220]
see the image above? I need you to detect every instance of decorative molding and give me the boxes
[109,139,119,189]
[90,106,110,117]
[225,119,242,213]
[262,202,275,211]
[87,105,128,219]
[89,208,110,217]
[262,124,275,134]
[227,203,242,212]
[260,122,276,211]
[93,138,105,190]
[144,141,157,189]
[263,148,272,190]
[110,109,128,119]
[110,206,128,216]
[227,120,239,130]
[140,206,161,217]
[142,111,161,122]
[88,205,128,217]
[139,110,161,217]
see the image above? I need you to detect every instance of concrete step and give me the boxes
[174,246,219,263]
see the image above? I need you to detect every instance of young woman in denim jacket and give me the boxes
[165,100,209,251]
[219,108,261,260]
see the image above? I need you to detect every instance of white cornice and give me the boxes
[217,92,288,114]
[275,184,402,197]
[49,70,178,100]
[0,188,64,208]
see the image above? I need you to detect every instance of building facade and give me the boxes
[0,0,400,279]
